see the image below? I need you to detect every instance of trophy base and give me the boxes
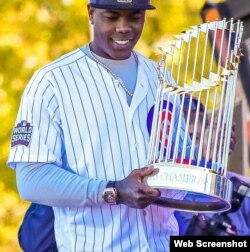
[148,163,233,213]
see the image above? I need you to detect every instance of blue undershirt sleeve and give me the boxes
[15,162,107,208]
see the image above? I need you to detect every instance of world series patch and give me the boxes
[11,120,33,147]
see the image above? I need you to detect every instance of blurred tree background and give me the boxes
[0,0,210,250]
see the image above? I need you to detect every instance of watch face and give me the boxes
[103,188,117,204]
[106,191,115,203]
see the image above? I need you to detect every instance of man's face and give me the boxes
[88,6,146,59]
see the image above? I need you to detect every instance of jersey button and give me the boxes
[134,142,139,149]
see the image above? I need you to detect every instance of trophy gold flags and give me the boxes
[147,18,244,212]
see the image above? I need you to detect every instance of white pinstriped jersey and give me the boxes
[8,48,183,252]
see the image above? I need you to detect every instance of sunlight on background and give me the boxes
[0,0,242,251]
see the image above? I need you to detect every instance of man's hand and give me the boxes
[115,166,161,209]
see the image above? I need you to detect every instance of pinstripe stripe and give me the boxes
[86,60,113,179]
[8,48,179,251]
[29,80,40,162]
[50,70,78,167]
[109,75,133,177]
[75,60,96,177]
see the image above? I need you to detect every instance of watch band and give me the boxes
[106,180,116,188]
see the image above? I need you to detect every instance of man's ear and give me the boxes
[88,4,94,25]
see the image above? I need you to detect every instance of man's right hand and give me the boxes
[115,166,161,209]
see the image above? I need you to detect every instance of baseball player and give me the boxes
[8,1,183,251]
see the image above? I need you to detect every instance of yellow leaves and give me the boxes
[37,6,52,23]
[0,87,10,118]
[0,181,28,251]
[0,34,22,48]
[0,183,21,220]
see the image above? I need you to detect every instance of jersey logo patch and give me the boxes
[11,120,33,147]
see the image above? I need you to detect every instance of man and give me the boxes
[7,1,180,251]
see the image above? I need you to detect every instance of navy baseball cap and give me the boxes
[89,0,155,10]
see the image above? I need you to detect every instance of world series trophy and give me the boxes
[147,18,244,212]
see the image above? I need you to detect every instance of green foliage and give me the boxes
[0,0,206,250]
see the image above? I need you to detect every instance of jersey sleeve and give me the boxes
[8,71,64,169]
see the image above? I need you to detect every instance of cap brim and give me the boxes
[90,4,155,10]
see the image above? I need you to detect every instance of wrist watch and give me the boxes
[102,181,118,205]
